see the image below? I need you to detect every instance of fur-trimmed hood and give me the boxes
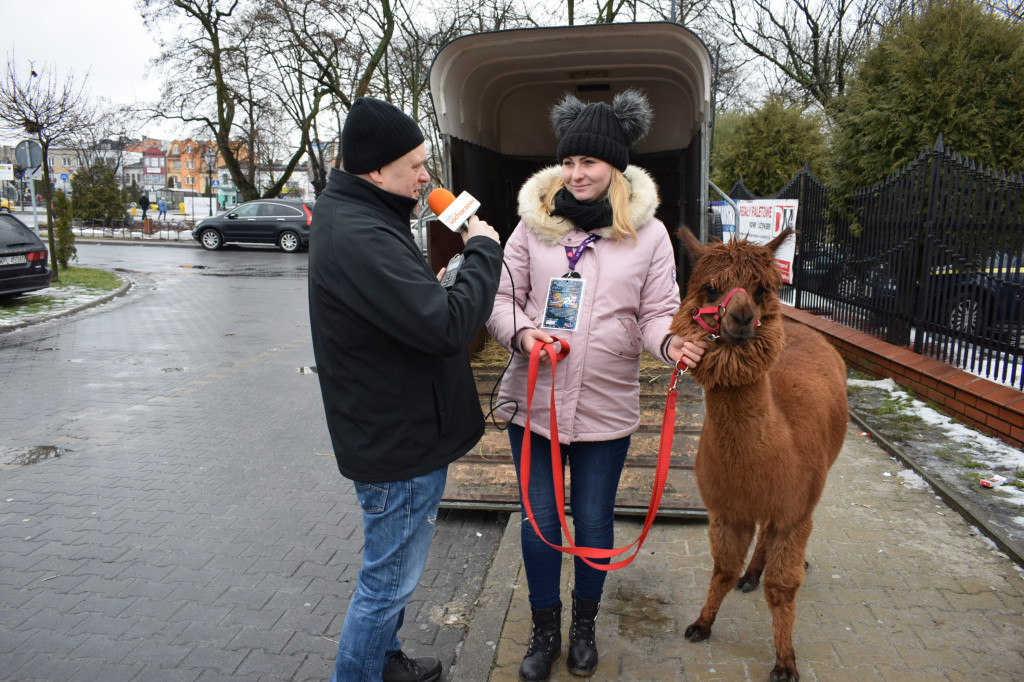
[517,165,660,246]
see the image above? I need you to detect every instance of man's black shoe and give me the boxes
[382,650,442,682]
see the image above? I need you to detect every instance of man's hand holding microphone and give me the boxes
[428,188,500,286]
[427,188,499,245]
[462,214,500,245]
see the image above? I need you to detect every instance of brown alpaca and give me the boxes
[670,227,848,682]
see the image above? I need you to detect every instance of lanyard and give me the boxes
[564,234,600,273]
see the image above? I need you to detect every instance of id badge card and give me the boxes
[541,277,587,331]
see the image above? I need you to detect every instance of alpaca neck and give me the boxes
[703,375,783,449]
[692,322,783,392]
[705,376,773,418]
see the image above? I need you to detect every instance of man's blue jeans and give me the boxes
[508,424,629,609]
[331,465,448,682]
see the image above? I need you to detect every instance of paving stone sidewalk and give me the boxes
[477,422,1024,681]
[3,245,1022,681]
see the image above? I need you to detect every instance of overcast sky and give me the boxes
[5,0,181,142]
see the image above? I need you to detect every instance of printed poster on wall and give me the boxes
[711,199,798,284]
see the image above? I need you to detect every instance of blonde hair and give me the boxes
[542,167,638,243]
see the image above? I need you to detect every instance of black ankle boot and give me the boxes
[519,602,561,681]
[567,593,599,676]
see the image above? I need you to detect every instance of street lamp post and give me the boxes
[203,150,217,216]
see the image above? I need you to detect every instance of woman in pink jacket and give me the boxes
[487,89,706,681]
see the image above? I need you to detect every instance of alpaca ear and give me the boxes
[767,227,796,256]
[677,225,704,267]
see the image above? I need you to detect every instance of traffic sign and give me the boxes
[0,163,13,181]
[60,173,69,182]
[211,180,220,187]
[15,140,42,167]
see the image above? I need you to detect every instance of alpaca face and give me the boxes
[693,286,762,343]
[670,228,794,388]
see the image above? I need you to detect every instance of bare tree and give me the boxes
[252,19,327,195]
[383,3,478,190]
[215,3,325,198]
[983,0,1023,22]
[68,101,147,187]
[279,0,546,194]
[139,0,251,195]
[720,0,884,112]
[595,0,638,22]
[273,0,399,193]
[639,0,717,23]
[381,0,543,191]
[631,0,754,112]
[0,55,90,281]
[139,0,314,200]
[455,0,545,31]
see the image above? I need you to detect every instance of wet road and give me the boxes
[1,243,322,465]
[0,243,507,681]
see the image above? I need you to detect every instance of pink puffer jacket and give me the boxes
[487,165,681,443]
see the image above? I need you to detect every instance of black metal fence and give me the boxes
[729,135,1024,390]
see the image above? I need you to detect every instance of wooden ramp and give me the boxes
[442,363,708,519]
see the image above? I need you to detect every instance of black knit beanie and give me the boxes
[551,89,654,172]
[556,103,628,171]
[341,97,425,174]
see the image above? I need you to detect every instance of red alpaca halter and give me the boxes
[691,287,761,337]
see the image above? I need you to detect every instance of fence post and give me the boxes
[910,135,945,354]
[793,163,810,309]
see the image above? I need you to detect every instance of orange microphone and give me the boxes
[427,188,481,231]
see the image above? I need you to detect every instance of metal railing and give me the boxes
[71,217,195,241]
[728,136,1023,390]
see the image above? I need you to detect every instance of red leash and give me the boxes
[519,337,683,571]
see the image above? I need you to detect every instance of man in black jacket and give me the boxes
[308,97,502,682]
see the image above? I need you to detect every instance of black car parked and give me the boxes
[0,213,50,298]
[797,244,873,301]
[869,252,1023,336]
[191,199,314,253]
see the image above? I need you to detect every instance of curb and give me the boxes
[849,408,1023,568]
[451,512,522,681]
[47,235,199,248]
[0,273,132,333]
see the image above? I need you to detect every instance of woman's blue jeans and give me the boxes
[508,423,629,609]
[331,465,448,682]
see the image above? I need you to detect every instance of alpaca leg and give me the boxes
[738,525,807,593]
[685,516,755,643]
[737,524,767,593]
[761,518,813,682]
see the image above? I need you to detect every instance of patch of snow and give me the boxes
[897,469,929,490]
[847,377,899,391]
[997,486,1024,508]
[0,285,105,329]
[848,378,1024,475]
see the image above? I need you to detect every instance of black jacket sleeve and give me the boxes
[329,217,503,356]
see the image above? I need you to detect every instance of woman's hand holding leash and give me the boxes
[667,335,708,370]
[520,329,563,364]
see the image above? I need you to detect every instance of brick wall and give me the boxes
[783,308,1024,448]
